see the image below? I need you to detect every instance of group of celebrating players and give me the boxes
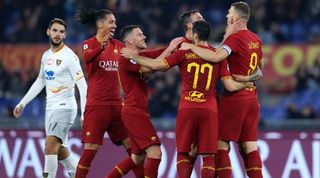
[13,1,263,178]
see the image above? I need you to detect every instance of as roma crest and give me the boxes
[56,59,62,66]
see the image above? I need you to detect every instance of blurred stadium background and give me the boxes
[0,0,320,178]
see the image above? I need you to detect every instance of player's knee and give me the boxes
[121,137,131,149]
[57,147,70,160]
[132,153,145,165]
[44,136,61,154]
[146,145,162,159]
[240,141,258,154]
[218,140,230,151]
[84,143,99,150]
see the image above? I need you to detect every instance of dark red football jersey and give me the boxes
[118,49,164,114]
[164,45,225,112]
[82,37,124,105]
[221,30,263,99]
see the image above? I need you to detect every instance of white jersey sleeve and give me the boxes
[18,56,46,107]
[67,54,87,118]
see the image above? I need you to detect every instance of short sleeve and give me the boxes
[223,34,238,55]
[219,59,232,80]
[164,50,185,69]
[68,53,84,81]
[119,56,141,73]
[140,48,166,59]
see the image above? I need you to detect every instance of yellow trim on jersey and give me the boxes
[53,44,64,54]
[163,58,170,70]
[246,167,262,172]
[75,73,84,81]
[202,166,215,171]
[77,164,90,170]
[176,159,190,165]
[220,76,232,81]
[115,166,125,176]
[216,167,232,171]
[49,86,68,93]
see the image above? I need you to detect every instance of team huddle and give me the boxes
[13,1,263,178]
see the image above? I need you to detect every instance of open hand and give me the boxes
[13,104,24,118]
[121,47,135,59]
[179,42,193,50]
[168,37,184,51]
[224,19,246,39]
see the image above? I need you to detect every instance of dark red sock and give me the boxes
[106,157,137,178]
[144,157,161,178]
[176,153,192,178]
[215,150,231,178]
[126,148,144,178]
[245,150,262,178]
[201,155,215,178]
[75,149,97,178]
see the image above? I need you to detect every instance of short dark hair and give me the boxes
[179,9,199,32]
[231,1,250,21]
[192,20,211,41]
[48,18,66,29]
[119,25,139,42]
[75,8,113,25]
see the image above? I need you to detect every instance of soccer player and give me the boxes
[120,20,254,178]
[13,18,87,178]
[180,9,203,43]
[180,2,263,178]
[105,25,182,178]
[75,9,143,178]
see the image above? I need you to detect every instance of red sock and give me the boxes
[126,148,144,178]
[215,150,231,178]
[245,150,262,178]
[201,155,215,178]
[144,157,161,178]
[106,157,137,178]
[75,149,97,178]
[176,153,192,178]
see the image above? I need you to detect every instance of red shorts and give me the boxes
[82,105,128,145]
[176,108,218,154]
[122,110,160,154]
[219,98,260,142]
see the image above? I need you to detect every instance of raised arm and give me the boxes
[82,36,108,64]
[82,47,103,64]
[180,43,229,63]
[121,37,183,71]
[122,49,167,71]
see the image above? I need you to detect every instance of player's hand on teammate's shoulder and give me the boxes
[168,37,184,51]
[224,19,246,39]
[13,104,24,118]
[121,47,135,59]
[179,42,192,51]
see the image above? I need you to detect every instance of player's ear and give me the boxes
[46,28,50,36]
